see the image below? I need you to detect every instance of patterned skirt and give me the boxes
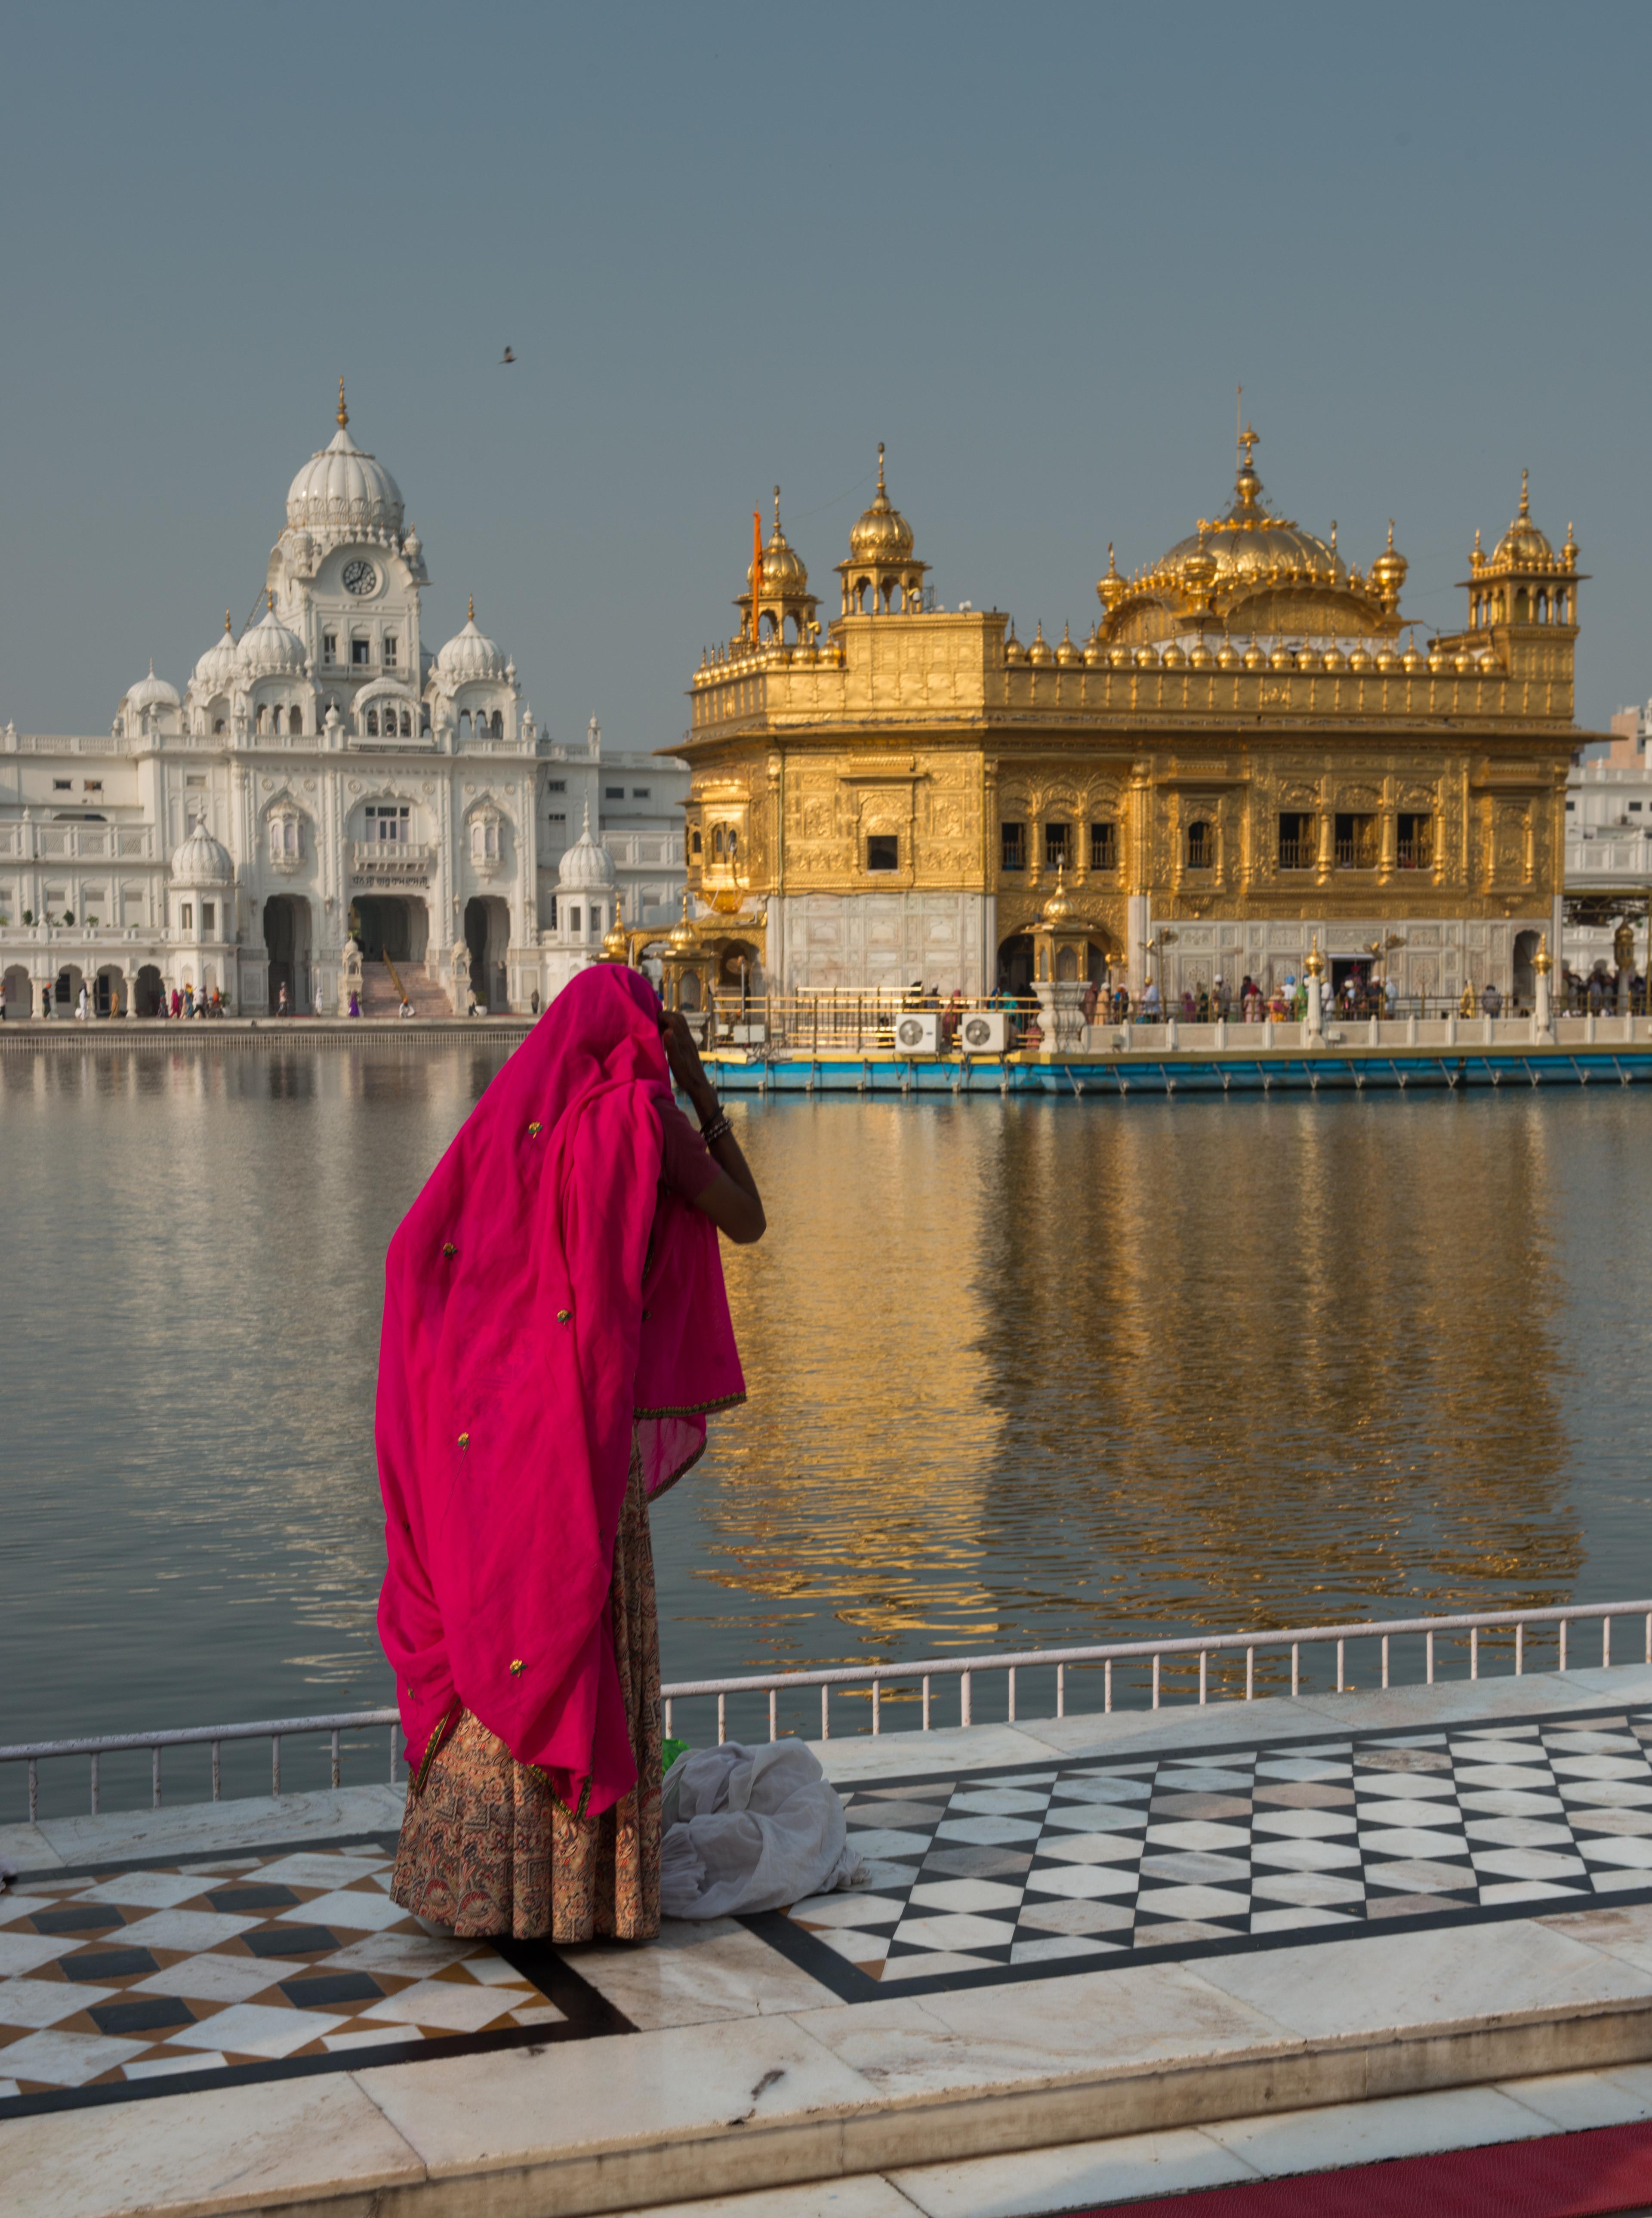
[388,1440,662,1942]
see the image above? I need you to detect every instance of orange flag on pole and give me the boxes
[751,508,763,638]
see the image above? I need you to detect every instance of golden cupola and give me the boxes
[735,486,820,647]
[1458,471,1584,633]
[838,442,929,616]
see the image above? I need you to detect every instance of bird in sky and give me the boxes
[499,346,515,365]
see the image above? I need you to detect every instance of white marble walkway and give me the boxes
[12,1664,1652,2218]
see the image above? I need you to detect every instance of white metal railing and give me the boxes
[7,1599,1651,1826]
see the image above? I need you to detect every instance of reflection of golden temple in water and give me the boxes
[669,431,1603,1011]
[668,1096,1581,1677]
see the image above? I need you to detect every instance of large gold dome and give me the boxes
[752,491,809,596]
[1154,435,1343,589]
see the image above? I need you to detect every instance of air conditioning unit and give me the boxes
[893,1012,940,1054]
[959,1010,1009,1053]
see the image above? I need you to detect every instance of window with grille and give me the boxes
[1089,822,1117,871]
[1335,813,1378,869]
[1045,822,1071,869]
[366,804,410,843]
[1001,822,1026,870]
[1186,819,1214,869]
[1396,813,1434,869]
[1278,812,1314,870]
[866,834,899,872]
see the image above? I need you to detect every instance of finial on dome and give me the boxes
[223,609,232,634]
[876,441,886,491]
[1519,467,1529,519]
[1387,518,1395,549]
[468,594,475,625]
[1330,519,1338,552]
[337,377,348,430]
[267,590,275,613]
[774,484,782,529]
[1473,525,1483,554]
[148,659,155,677]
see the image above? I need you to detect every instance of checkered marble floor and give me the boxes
[762,1705,1652,2001]
[0,1833,618,2115]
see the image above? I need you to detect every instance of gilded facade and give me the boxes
[676,432,1600,1006]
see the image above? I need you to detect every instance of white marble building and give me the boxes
[0,389,687,1018]
[1563,709,1652,985]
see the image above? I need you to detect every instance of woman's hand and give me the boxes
[659,1007,717,1118]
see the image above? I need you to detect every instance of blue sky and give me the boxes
[1,1,1647,742]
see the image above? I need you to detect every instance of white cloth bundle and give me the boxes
[660,1739,866,1921]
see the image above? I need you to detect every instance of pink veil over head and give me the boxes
[375,967,744,1819]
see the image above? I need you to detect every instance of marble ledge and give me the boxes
[14,1786,406,1876]
[567,1917,844,2031]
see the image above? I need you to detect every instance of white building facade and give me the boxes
[0,390,687,1018]
[1563,709,1652,987]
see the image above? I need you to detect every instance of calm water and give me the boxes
[4,1043,1652,1787]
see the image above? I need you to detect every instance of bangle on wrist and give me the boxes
[700,1111,732,1147]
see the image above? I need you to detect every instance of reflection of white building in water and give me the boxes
[0,388,687,1017]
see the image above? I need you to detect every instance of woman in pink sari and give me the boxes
[377,966,763,1943]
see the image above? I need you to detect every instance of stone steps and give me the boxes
[358,959,451,1017]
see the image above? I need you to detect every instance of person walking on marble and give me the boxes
[378,966,763,1944]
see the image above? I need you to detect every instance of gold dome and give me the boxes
[1242,637,1267,670]
[668,891,697,952]
[1004,625,1026,666]
[602,895,629,963]
[1296,644,1321,672]
[1347,642,1373,671]
[1368,518,1409,606]
[753,487,809,598]
[1215,638,1242,669]
[1305,939,1325,979]
[1040,861,1073,925]
[1492,470,1555,567]
[1108,642,1131,668]
[1055,621,1081,667]
[1152,426,1344,592]
[1134,642,1161,669]
[1028,620,1054,666]
[1321,641,1347,671]
[1160,639,1187,669]
[1375,642,1403,672]
[1082,628,1106,667]
[1188,639,1215,669]
[1268,642,1294,670]
[848,442,915,562]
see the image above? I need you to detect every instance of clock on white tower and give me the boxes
[341,558,378,597]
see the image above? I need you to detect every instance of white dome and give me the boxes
[237,601,308,678]
[437,604,508,682]
[191,616,239,695]
[286,414,404,538]
[557,801,616,892]
[170,820,234,888]
[123,661,180,714]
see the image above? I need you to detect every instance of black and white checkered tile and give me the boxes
[0,1836,621,2115]
[774,1709,1652,1995]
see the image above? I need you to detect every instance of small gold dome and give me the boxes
[1004,625,1026,666]
[1215,638,1242,669]
[1082,629,1106,667]
[668,891,697,952]
[1492,469,1554,567]
[1160,640,1187,669]
[1028,620,1054,666]
[1268,642,1294,670]
[1427,644,1451,673]
[753,489,809,598]
[1304,940,1325,978]
[1321,641,1347,671]
[1108,642,1131,668]
[1055,622,1081,667]
[848,442,915,562]
[1454,645,1477,674]
[1375,642,1403,672]
[1188,639,1215,669]
[1242,637,1267,670]
[1368,518,1409,605]
[1134,642,1161,669]
[1533,936,1553,976]
[1041,861,1073,925]
[1402,638,1428,673]
[1296,645,1322,672]
[602,898,629,962]
[1347,642,1373,671]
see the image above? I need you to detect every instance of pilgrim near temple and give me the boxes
[673,425,1600,1012]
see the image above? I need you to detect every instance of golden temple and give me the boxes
[673,429,1601,1006]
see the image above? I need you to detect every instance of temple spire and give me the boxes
[337,377,348,430]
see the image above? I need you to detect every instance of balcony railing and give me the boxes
[1276,839,1313,870]
[348,840,437,881]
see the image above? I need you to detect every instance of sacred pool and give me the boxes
[3,1039,1648,1811]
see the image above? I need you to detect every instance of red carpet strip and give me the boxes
[1067,2118,1652,2218]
